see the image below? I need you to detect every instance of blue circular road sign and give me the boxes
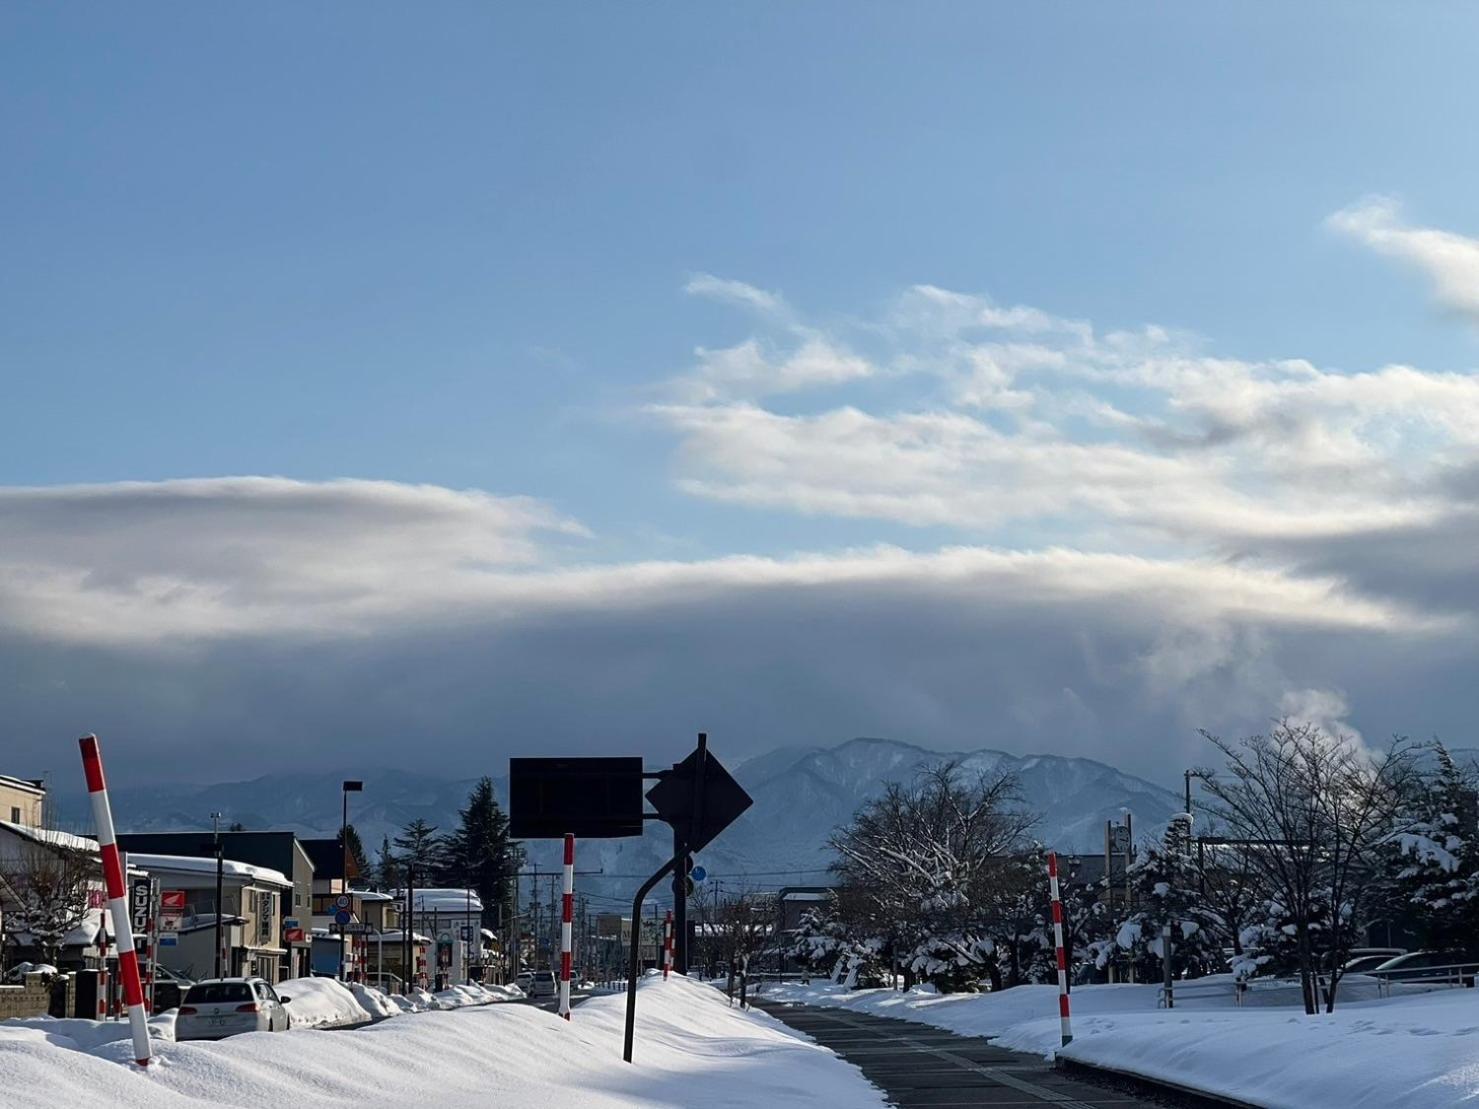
[690,865,707,883]
[334,909,351,925]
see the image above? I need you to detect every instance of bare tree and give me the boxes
[0,841,99,967]
[1199,721,1417,1014]
[709,888,773,1005]
[829,762,1036,990]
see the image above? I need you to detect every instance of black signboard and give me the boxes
[644,747,753,854]
[509,756,646,839]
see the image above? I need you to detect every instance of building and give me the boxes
[0,776,45,828]
[301,837,373,978]
[126,852,292,983]
[117,831,315,978]
[402,888,483,988]
[0,820,106,973]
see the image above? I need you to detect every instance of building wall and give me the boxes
[0,972,53,1019]
[0,779,44,827]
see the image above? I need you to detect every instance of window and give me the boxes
[8,807,18,823]
[184,983,252,1004]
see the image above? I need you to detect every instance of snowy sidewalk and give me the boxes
[0,974,888,1109]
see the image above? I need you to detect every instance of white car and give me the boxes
[529,970,557,998]
[515,971,534,993]
[176,977,293,1041]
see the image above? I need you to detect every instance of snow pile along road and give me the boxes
[0,974,886,1109]
[763,978,1479,1109]
[280,977,376,1028]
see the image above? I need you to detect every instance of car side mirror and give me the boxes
[278,996,292,1004]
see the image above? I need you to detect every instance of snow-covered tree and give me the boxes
[1199,722,1418,1013]
[788,903,846,977]
[1108,815,1223,980]
[829,762,1036,992]
[1386,743,1479,955]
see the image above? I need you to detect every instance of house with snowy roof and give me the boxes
[0,819,108,974]
[124,852,292,984]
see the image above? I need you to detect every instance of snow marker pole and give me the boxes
[662,911,673,980]
[1047,851,1073,1048]
[558,833,574,1020]
[79,735,153,1067]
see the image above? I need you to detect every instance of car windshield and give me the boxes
[185,982,253,1004]
[535,972,555,981]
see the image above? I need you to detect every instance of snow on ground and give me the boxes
[0,974,884,1109]
[761,977,1479,1109]
[280,977,376,1028]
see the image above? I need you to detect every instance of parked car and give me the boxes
[1342,949,1407,975]
[364,972,403,994]
[529,970,557,998]
[151,965,195,1011]
[176,978,293,1041]
[515,971,534,993]
[1370,951,1475,984]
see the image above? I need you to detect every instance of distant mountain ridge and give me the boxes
[48,738,1183,898]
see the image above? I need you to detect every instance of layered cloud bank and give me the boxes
[6,202,1478,782]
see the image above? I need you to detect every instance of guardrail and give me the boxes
[1361,961,1479,998]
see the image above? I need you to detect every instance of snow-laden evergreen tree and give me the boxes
[1387,743,1479,955]
[1108,815,1222,980]
[441,776,513,924]
[788,903,845,977]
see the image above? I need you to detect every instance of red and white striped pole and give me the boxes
[1047,851,1073,1048]
[558,833,574,1020]
[662,911,673,979]
[79,735,153,1067]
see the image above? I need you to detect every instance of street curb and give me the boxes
[1056,1057,1262,1109]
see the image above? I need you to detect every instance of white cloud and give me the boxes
[1,478,1457,781]
[0,478,587,641]
[1278,687,1363,746]
[0,478,1432,645]
[672,337,874,403]
[683,273,786,315]
[652,280,1479,556]
[1328,196,1479,321]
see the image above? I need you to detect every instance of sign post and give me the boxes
[1047,851,1073,1047]
[558,833,574,1020]
[507,735,752,1063]
[78,735,152,1068]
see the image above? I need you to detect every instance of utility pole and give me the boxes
[404,864,415,994]
[211,812,224,979]
[339,780,363,982]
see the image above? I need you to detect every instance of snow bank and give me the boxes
[0,1010,178,1049]
[763,977,1479,1108]
[0,973,885,1109]
[279,978,374,1029]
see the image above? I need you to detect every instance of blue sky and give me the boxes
[4,5,1479,783]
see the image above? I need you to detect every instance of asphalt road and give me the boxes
[755,1001,1170,1108]
[518,988,593,1013]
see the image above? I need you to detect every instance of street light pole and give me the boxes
[211,812,224,979]
[340,780,363,982]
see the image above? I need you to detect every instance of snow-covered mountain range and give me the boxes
[50,738,1182,899]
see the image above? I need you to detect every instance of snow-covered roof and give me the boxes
[781,892,831,902]
[0,775,44,796]
[0,820,98,853]
[406,888,483,913]
[353,890,394,902]
[128,852,291,889]
[12,907,103,948]
[373,930,432,944]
